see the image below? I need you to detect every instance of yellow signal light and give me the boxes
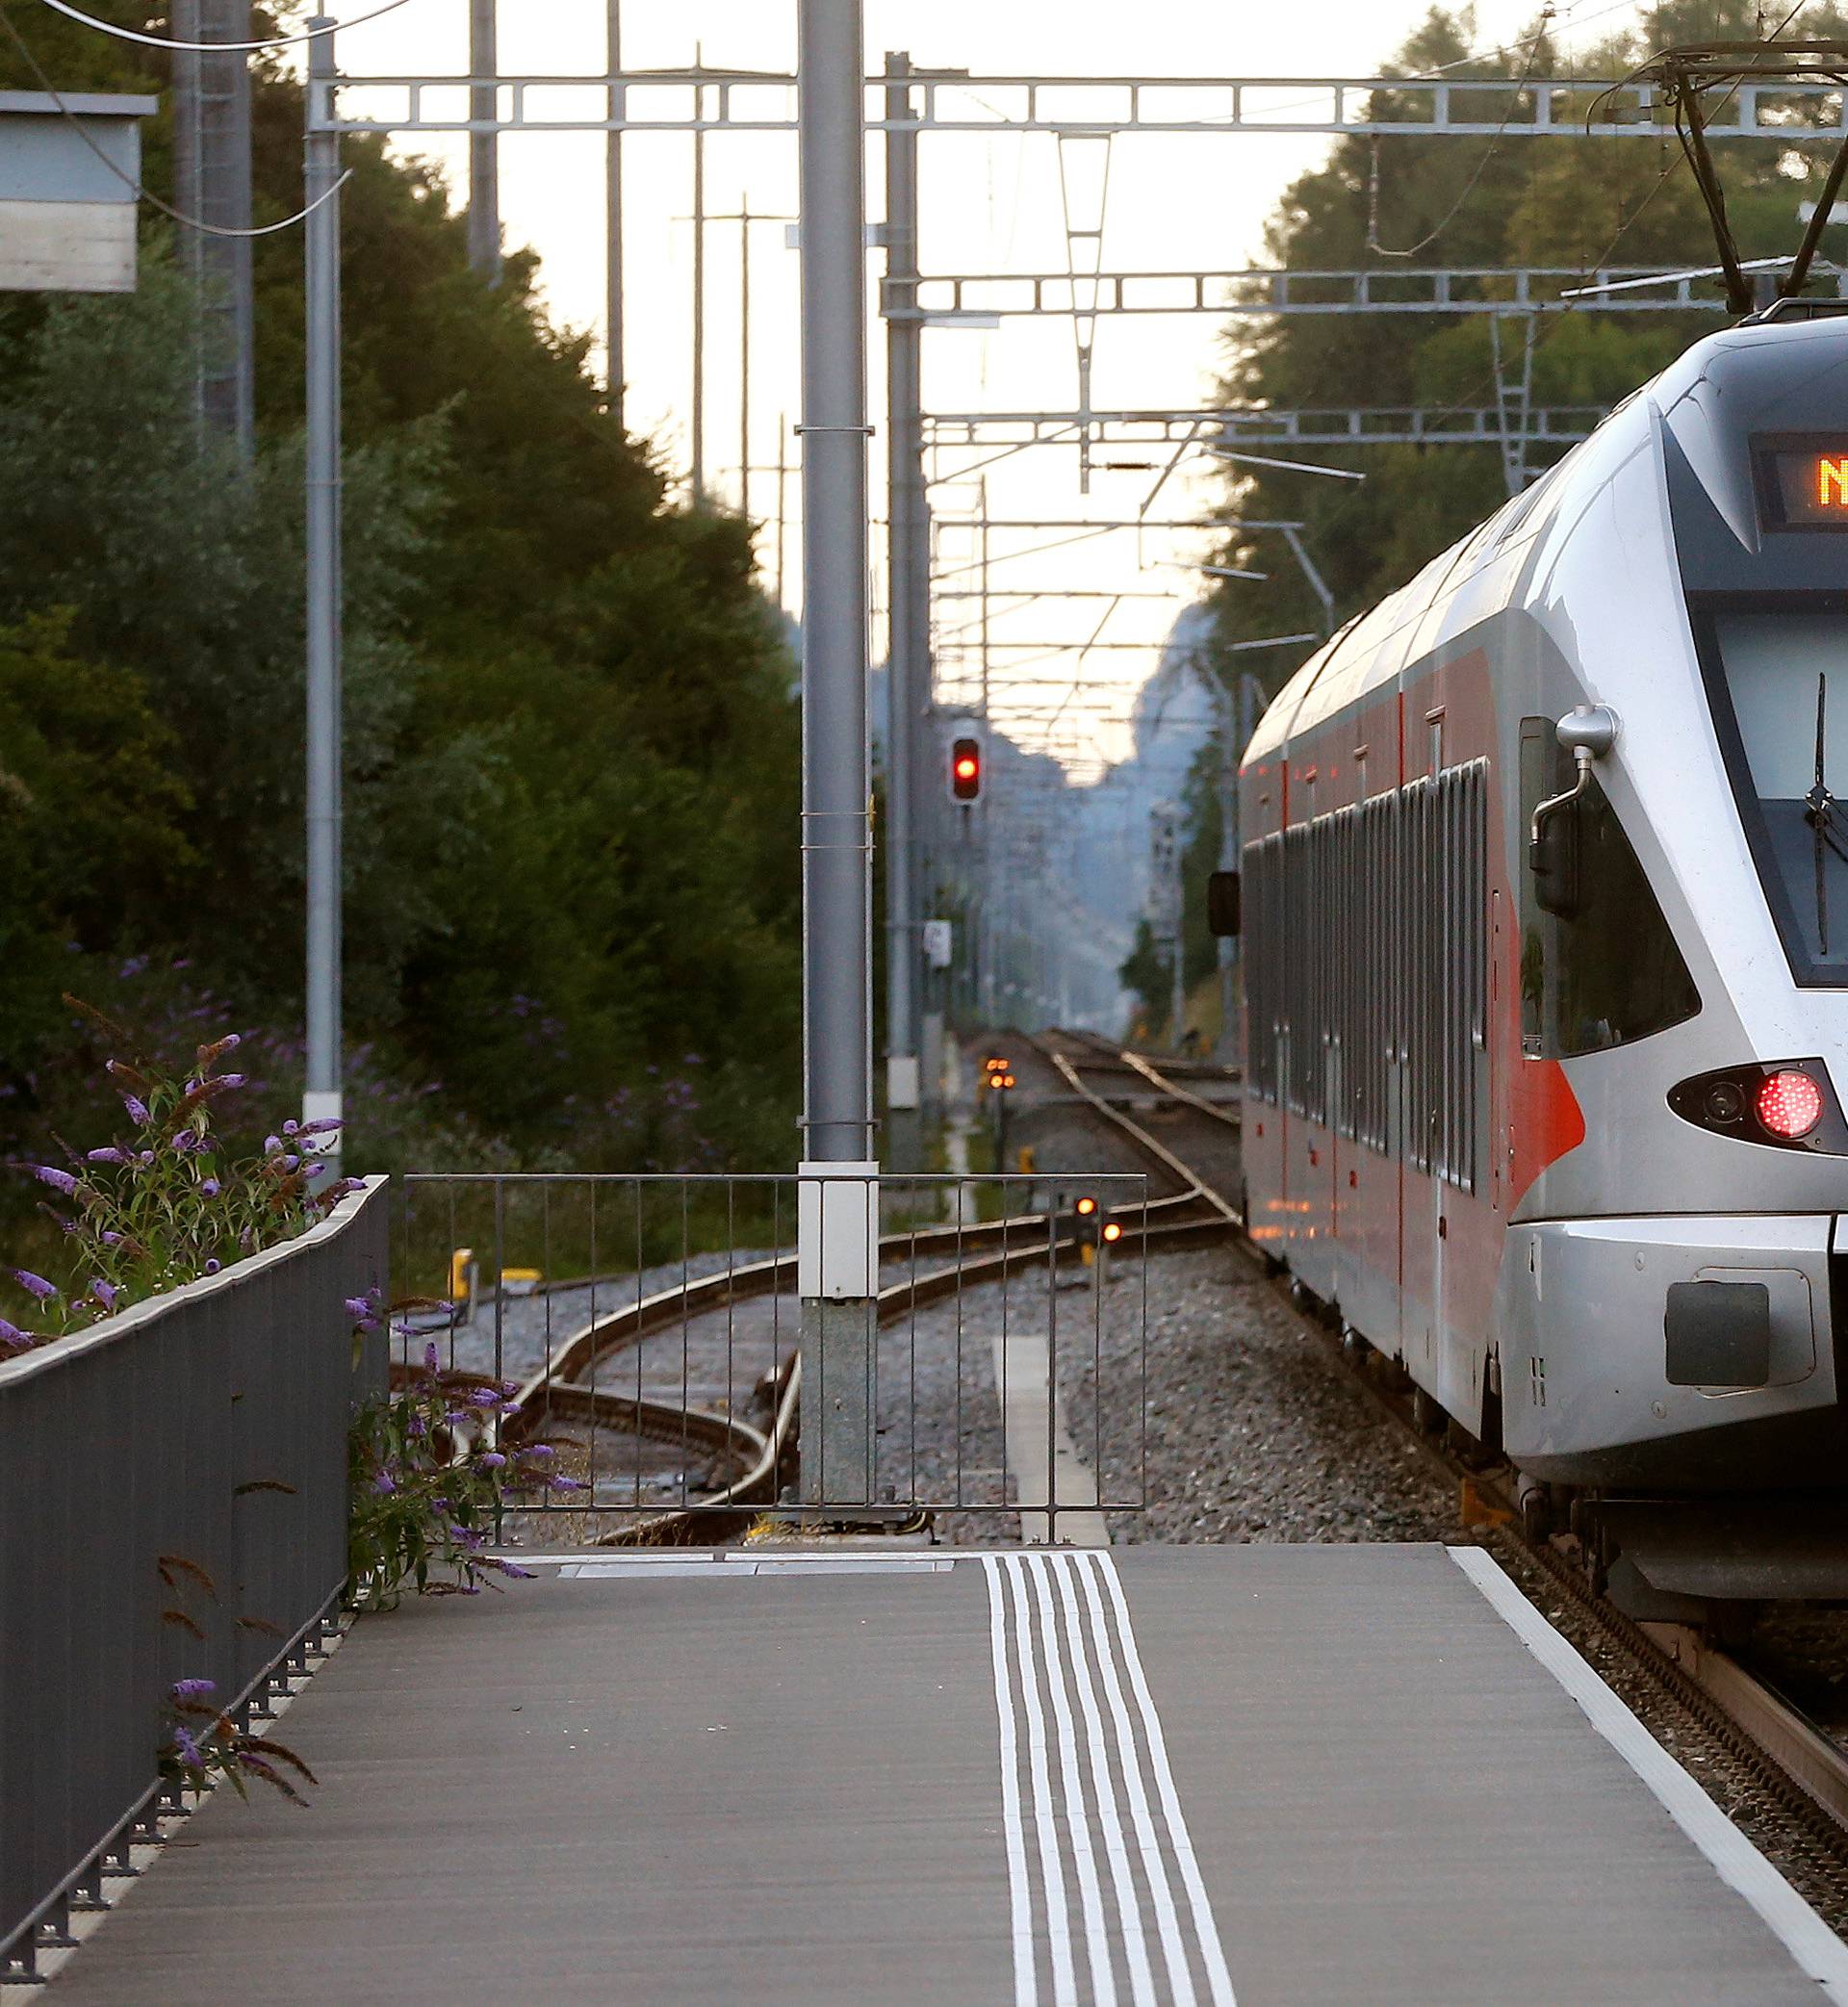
[1101,1221,1124,1244]
[1001,1073,1016,1089]
[1074,1196,1097,1217]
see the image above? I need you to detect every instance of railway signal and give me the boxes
[949,734,983,803]
[985,1054,1015,1162]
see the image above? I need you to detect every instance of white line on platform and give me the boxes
[1005,1552,1079,2005]
[1450,1545,1848,2005]
[983,1553,1040,2007]
[1050,1555,1160,2007]
[1073,1554,1196,2002]
[1092,1553,1238,2007]
[981,1552,1237,2007]
[1022,1554,1119,2005]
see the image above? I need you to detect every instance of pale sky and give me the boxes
[315,0,1657,774]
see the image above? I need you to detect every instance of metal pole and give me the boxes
[1281,522,1335,637]
[468,0,500,282]
[605,0,623,422]
[304,16,344,1174]
[173,0,254,453]
[776,412,788,606]
[883,52,922,1149]
[798,0,876,1508]
[692,44,706,500]
[1214,680,1237,1058]
[739,202,752,522]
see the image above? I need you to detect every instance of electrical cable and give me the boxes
[1367,8,1558,258]
[35,0,420,54]
[0,0,351,237]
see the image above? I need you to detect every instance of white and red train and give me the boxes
[1230,303,1848,1611]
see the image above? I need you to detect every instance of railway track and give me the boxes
[1037,1024,1848,1875]
[495,1136,1229,1544]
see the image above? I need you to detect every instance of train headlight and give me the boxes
[1757,1069,1824,1140]
[1669,1061,1841,1151]
[1704,1081,1746,1125]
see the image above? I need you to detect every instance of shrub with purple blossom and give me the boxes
[346,1320,551,1611]
[160,1678,317,1808]
[0,1000,356,1347]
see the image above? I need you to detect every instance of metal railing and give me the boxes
[391,1172,1160,1536]
[0,1180,389,1980]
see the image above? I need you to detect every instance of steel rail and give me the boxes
[582,1198,1228,1546]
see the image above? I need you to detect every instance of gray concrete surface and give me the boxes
[45,1546,1840,2006]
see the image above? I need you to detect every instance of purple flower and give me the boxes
[204,1259,220,1275]
[199,1178,221,1198]
[297,1119,343,1138]
[372,1469,397,1495]
[264,1135,281,1155]
[305,1162,327,1181]
[172,1726,202,1767]
[522,1444,555,1462]
[26,1165,77,1196]
[171,1128,199,1152]
[344,1295,376,1324]
[283,1119,299,1136]
[477,1452,507,1469]
[139,1151,154,1167]
[10,1270,57,1302]
[90,1279,118,1312]
[281,1154,300,1173]
[170,1678,216,1700]
[497,1561,536,1580]
[217,1074,244,1091]
[467,1387,501,1408]
[548,1475,587,1494]
[423,1341,440,1373]
[0,1318,33,1350]
[100,1230,123,1248]
[122,1094,150,1126]
[87,1147,126,1166]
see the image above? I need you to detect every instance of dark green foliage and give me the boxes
[0,4,800,1203]
[1125,2,1848,1024]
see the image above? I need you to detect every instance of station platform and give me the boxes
[46,1544,1848,2006]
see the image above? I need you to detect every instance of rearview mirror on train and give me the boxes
[1206,870,1241,937]
[1529,705,1617,921]
[1529,809,1583,919]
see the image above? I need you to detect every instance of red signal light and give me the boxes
[1757,1069,1823,1140]
[950,735,983,803]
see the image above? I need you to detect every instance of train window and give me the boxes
[1702,607,1848,985]
[1520,719,1701,1057]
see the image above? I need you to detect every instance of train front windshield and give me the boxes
[1706,608,1848,983]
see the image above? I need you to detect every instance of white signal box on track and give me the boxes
[0,92,154,296]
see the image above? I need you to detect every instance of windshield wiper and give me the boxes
[1804,671,1848,954]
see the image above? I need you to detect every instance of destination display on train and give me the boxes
[1756,439,1848,529]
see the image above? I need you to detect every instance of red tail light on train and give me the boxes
[1668,1061,1841,1150]
[1756,1069,1824,1140]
